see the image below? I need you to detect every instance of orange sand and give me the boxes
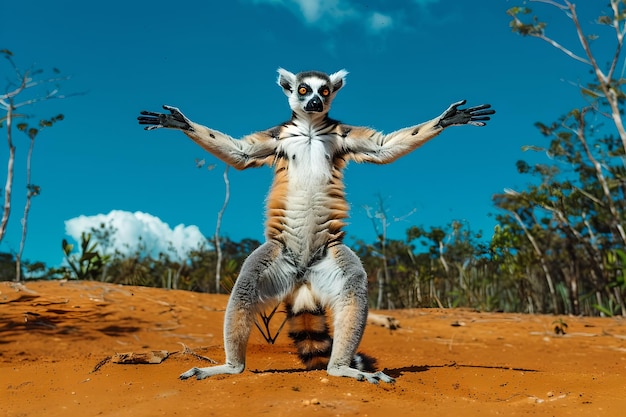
[2,280,625,416]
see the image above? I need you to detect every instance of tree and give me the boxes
[0,50,72,243]
[508,1,626,154]
[406,221,496,311]
[498,1,626,315]
[214,165,231,293]
[363,195,415,309]
[13,115,63,281]
[1,50,76,281]
[196,159,231,293]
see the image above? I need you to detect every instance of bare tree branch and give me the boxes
[535,33,591,65]
[522,0,626,158]
[214,165,230,293]
[0,104,16,242]
[606,0,625,81]
[505,203,559,314]
[531,0,568,10]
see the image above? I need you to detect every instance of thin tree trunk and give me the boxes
[15,134,37,282]
[380,228,389,309]
[15,197,31,282]
[568,0,626,153]
[376,269,384,310]
[1,105,15,243]
[574,107,626,245]
[172,262,184,290]
[613,286,626,317]
[215,166,230,293]
[510,210,559,314]
[438,240,449,274]
[365,198,389,310]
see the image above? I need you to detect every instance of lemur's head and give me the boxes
[277,68,348,117]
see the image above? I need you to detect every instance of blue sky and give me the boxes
[1,0,618,267]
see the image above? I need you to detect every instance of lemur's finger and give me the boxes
[442,100,467,115]
[162,104,180,113]
[470,110,496,118]
[469,109,495,118]
[139,110,163,117]
[466,103,492,112]
[137,116,161,125]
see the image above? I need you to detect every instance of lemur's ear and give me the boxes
[277,68,296,96]
[329,69,348,93]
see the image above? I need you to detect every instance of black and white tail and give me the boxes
[285,303,377,372]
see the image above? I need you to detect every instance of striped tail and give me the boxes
[286,304,332,370]
[286,303,377,372]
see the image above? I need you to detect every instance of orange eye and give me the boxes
[298,86,308,95]
[321,88,330,97]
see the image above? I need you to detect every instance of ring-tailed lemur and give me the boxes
[138,69,494,384]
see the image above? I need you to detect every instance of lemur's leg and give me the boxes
[309,245,394,384]
[180,241,297,380]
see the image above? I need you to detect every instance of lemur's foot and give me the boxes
[438,100,495,128]
[138,105,193,131]
[327,365,395,384]
[179,363,245,380]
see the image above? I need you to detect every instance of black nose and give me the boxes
[304,96,323,112]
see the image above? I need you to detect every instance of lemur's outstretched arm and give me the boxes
[138,105,278,169]
[341,100,494,164]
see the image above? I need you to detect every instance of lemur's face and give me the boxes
[295,74,332,113]
[277,68,348,117]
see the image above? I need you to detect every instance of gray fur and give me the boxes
[138,69,494,385]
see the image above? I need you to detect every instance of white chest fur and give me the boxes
[278,121,335,187]
[275,120,340,260]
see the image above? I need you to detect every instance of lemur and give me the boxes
[138,68,494,384]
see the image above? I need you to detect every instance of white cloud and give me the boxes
[247,0,443,33]
[368,12,394,33]
[294,0,323,22]
[248,0,392,33]
[64,210,207,260]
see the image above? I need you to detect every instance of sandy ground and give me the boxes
[1,280,625,417]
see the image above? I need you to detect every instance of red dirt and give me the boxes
[1,280,625,416]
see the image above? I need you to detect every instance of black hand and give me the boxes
[438,100,495,128]
[137,105,192,131]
